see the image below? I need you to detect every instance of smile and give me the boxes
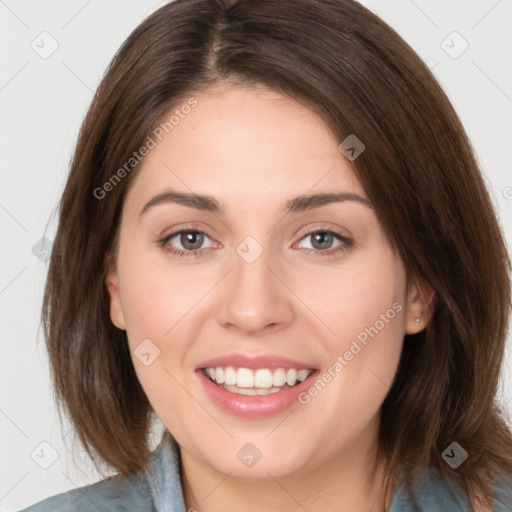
[196,356,318,417]
[203,367,315,396]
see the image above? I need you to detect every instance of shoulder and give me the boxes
[388,464,472,511]
[16,431,185,512]
[493,470,512,511]
[16,470,154,512]
[388,464,512,512]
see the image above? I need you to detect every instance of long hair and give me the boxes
[42,1,512,509]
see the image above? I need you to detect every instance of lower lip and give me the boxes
[196,369,318,418]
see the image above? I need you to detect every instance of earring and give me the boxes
[415,317,420,326]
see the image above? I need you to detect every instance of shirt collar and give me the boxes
[144,430,187,512]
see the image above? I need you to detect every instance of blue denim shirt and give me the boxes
[18,431,512,511]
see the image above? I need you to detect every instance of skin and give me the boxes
[106,83,433,512]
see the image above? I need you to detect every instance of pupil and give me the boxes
[181,232,203,250]
[312,232,332,250]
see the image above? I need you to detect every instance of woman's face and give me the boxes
[107,84,425,480]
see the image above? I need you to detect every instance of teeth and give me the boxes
[272,368,286,387]
[204,366,314,389]
[224,367,237,386]
[297,369,310,382]
[236,368,254,388]
[286,369,297,386]
[254,369,273,388]
[215,367,224,384]
[223,384,285,395]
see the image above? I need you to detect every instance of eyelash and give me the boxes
[157,225,353,259]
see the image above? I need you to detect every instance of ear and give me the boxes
[404,273,435,334]
[104,253,126,330]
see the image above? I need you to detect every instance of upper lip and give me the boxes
[196,354,317,371]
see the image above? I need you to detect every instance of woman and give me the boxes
[19,0,512,510]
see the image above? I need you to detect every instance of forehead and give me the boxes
[125,85,365,210]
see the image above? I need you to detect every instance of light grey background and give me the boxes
[1,1,511,510]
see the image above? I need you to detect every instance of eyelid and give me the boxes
[156,223,221,257]
[157,223,353,257]
[291,224,354,255]
[162,230,217,247]
[294,223,352,243]
[159,223,218,242]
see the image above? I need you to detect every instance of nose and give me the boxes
[216,241,295,335]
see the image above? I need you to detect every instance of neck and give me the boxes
[179,422,393,512]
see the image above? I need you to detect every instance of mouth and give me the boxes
[201,366,315,396]
[195,355,318,418]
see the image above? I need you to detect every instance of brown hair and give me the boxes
[43,0,512,509]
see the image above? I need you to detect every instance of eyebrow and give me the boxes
[286,192,373,212]
[139,189,373,216]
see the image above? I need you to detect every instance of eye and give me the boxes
[157,226,353,259]
[158,229,217,257]
[295,228,353,256]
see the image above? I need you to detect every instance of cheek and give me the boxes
[293,261,406,450]
[117,249,211,343]
[298,247,407,404]
[114,240,219,405]
[302,248,407,350]
[114,246,206,428]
